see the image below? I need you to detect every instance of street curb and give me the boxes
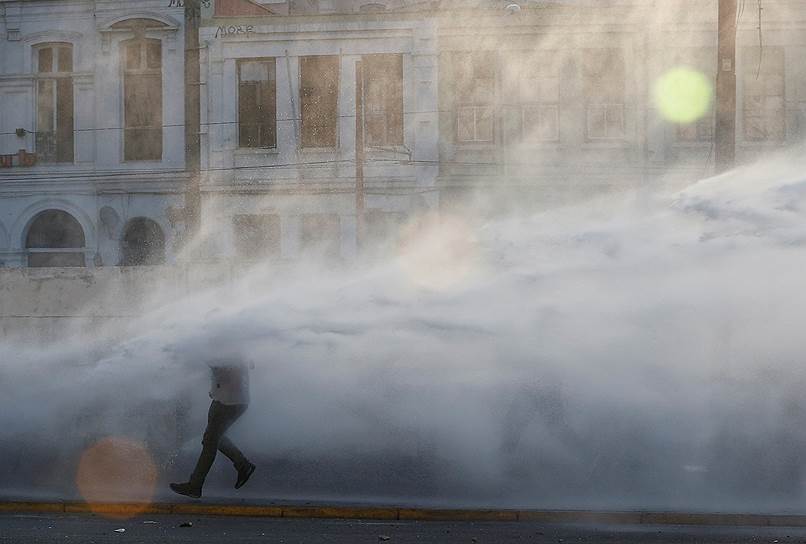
[3,501,806,527]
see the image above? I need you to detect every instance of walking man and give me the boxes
[170,360,256,498]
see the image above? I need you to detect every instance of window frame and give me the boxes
[362,53,404,148]
[121,34,164,162]
[513,51,562,144]
[299,55,340,149]
[582,48,626,141]
[34,42,75,164]
[454,51,496,145]
[237,58,278,149]
[25,209,87,268]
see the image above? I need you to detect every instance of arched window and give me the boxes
[25,210,86,267]
[118,22,163,161]
[121,218,165,266]
[35,43,74,163]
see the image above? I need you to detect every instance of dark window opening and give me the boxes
[36,43,74,163]
[123,37,163,161]
[300,56,339,148]
[25,210,86,268]
[238,59,277,148]
[233,214,281,260]
[121,218,166,266]
[363,54,403,147]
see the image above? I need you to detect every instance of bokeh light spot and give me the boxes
[76,437,157,519]
[654,67,713,124]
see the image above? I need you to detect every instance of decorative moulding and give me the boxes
[97,12,181,33]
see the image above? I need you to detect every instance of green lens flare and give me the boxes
[654,68,713,124]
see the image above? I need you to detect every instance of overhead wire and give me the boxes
[0,153,720,184]
[0,158,356,182]
[0,109,448,137]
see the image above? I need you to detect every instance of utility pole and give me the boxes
[715,0,737,173]
[355,60,365,252]
[184,0,202,241]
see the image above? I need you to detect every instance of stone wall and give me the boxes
[0,265,237,343]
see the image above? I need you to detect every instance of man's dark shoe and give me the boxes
[235,462,256,489]
[170,482,201,499]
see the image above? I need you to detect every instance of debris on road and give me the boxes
[378,536,391,541]
[114,528,125,533]
[179,521,193,528]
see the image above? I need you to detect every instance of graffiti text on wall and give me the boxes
[214,24,255,38]
[168,0,213,7]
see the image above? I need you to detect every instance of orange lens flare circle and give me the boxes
[75,437,157,519]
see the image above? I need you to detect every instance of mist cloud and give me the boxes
[3,154,806,512]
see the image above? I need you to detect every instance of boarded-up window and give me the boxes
[26,209,85,268]
[301,56,339,148]
[233,214,281,260]
[455,52,495,143]
[123,38,162,160]
[743,47,785,142]
[583,49,625,140]
[36,44,74,163]
[238,59,277,148]
[301,213,340,259]
[363,54,404,147]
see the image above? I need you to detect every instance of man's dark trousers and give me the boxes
[190,400,248,488]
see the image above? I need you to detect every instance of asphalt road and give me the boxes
[4,513,806,543]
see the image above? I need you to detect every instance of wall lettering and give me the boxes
[168,0,212,8]
[215,24,254,38]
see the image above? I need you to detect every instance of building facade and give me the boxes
[198,0,439,262]
[435,0,806,210]
[0,0,187,268]
[2,0,806,268]
[198,0,806,263]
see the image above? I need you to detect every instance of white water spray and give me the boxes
[2,154,806,512]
